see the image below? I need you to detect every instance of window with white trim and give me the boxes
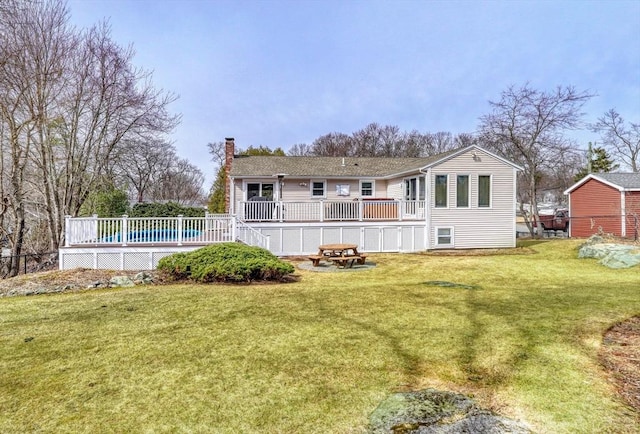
[311,180,326,198]
[435,175,448,207]
[247,182,274,200]
[478,175,491,207]
[436,227,454,246]
[360,180,374,197]
[456,175,469,208]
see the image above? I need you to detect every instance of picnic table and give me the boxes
[308,243,366,268]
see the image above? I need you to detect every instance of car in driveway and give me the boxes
[533,208,570,231]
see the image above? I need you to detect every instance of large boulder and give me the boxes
[578,237,640,269]
[368,389,532,434]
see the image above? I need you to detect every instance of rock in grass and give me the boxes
[368,389,531,434]
[600,250,640,269]
[109,276,135,287]
[578,242,640,269]
[133,271,154,284]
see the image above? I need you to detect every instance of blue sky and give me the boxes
[67,0,640,183]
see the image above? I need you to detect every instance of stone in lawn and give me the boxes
[109,276,135,287]
[368,388,531,434]
[133,271,154,284]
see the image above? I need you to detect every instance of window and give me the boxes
[360,181,374,197]
[435,175,448,207]
[456,175,469,207]
[311,180,326,198]
[478,175,491,207]
[436,227,453,246]
[247,182,274,200]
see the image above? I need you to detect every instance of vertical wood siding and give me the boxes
[569,179,623,237]
[624,192,640,239]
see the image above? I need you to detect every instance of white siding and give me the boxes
[385,177,404,199]
[428,149,517,249]
[252,221,426,255]
[282,182,312,201]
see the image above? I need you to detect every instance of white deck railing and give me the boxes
[64,214,235,247]
[64,201,426,247]
[235,219,270,250]
[237,199,426,222]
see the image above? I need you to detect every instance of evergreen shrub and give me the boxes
[130,202,206,217]
[157,242,295,283]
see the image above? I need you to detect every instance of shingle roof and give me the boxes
[594,173,640,189]
[230,155,441,178]
[229,148,463,178]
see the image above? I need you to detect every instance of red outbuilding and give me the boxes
[564,173,640,239]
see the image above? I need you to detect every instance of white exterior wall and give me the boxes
[236,177,412,203]
[59,222,427,270]
[250,221,426,255]
[385,178,404,199]
[428,149,517,249]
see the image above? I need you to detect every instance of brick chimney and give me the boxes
[224,138,235,213]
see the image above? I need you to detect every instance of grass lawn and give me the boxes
[1,239,638,433]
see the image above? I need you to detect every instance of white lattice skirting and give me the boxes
[59,246,204,271]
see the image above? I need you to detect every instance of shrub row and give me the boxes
[130,202,206,218]
[157,243,295,283]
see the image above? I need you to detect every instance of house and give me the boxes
[564,173,640,239]
[225,138,523,255]
[59,139,522,270]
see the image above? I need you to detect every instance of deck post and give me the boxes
[177,215,183,246]
[121,215,128,246]
[92,214,98,244]
[64,215,71,247]
[231,215,237,242]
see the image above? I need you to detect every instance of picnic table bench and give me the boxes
[327,254,366,268]
[308,243,366,268]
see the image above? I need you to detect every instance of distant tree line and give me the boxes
[288,123,477,157]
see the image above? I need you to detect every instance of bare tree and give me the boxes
[479,84,594,236]
[454,133,478,148]
[304,125,469,157]
[0,0,181,264]
[540,150,583,204]
[350,123,404,156]
[287,143,313,156]
[149,158,205,206]
[0,0,66,274]
[207,140,226,168]
[114,139,174,203]
[310,132,353,156]
[591,109,639,172]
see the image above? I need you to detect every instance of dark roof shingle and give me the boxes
[595,173,640,189]
[229,148,463,178]
[230,156,439,178]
